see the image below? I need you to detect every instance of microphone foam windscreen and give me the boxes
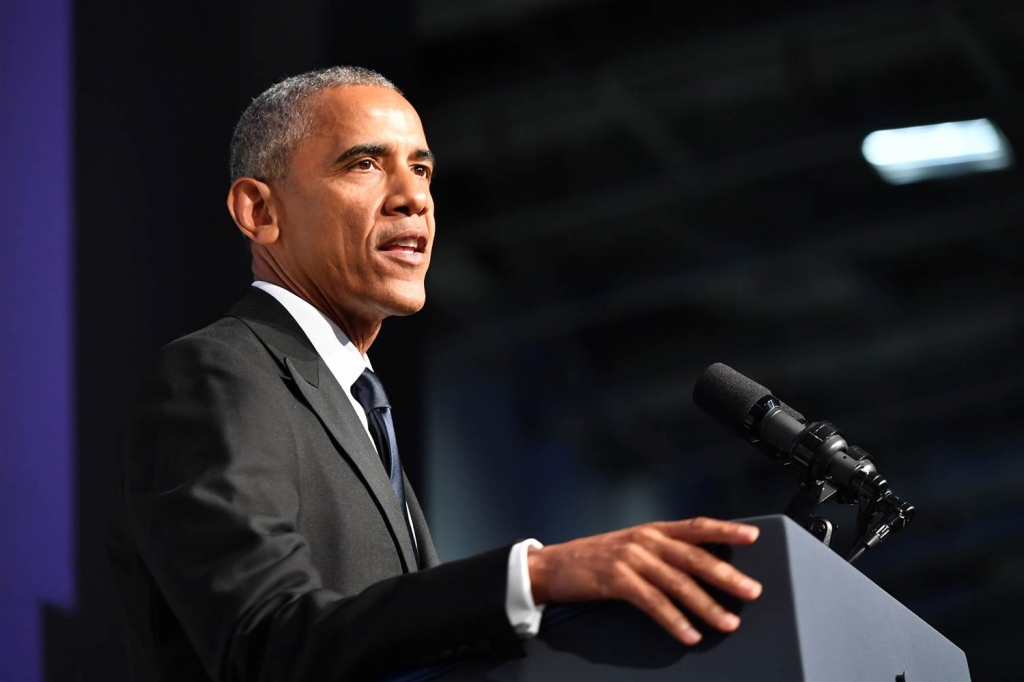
[692,363,773,431]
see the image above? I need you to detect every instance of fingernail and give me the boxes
[681,627,702,645]
[743,526,760,541]
[720,613,740,630]
[741,578,763,598]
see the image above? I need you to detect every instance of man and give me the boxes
[107,66,763,681]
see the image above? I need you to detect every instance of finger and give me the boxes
[659,541,763,601]
[614,564,703,645]
[637,555,744,633]
[656,517,760,545]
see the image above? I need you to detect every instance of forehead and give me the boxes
[306,85,426,150]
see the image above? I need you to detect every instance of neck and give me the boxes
[252,249,382,355]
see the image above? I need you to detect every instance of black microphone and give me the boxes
[693,362,876,501]
[693,362,806,456]
[693,362,914,560]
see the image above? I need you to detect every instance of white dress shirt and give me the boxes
[251,281,545,637]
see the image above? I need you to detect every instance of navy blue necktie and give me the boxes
[351,368,418,557]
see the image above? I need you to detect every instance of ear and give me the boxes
[227,177,279,245]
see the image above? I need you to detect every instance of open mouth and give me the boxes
[381,237,426,254]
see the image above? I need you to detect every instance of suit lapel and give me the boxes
[404,480,439,568]
[229,288,419,573]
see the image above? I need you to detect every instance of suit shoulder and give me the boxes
[163,315,264,356]
[152,315,277,377]
[117,316,305,509]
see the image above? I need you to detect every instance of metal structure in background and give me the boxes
[414,1,1024,679]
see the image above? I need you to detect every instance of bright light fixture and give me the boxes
[861,119,1014,185]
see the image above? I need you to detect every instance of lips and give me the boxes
[378,229,428,265]
[379,230,427,254]
[381,238,424,253]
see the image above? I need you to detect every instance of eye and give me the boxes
[412,164,433,179]
[353,159,375,170]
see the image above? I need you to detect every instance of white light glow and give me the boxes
[861,119,1014,185]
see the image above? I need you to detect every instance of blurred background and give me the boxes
[2,0,1022,680]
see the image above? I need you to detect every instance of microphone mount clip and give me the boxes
[743,396,915,563]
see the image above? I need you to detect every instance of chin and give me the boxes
[388,300,426,317]
[378,283,427,317]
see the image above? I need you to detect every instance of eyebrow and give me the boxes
[334,143,437,168]
[412,148,437,168]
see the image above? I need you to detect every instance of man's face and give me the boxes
[270,85,435,325]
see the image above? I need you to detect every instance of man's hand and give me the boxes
[527,517,762,645]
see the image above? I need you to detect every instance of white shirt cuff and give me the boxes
[505,538,545,638]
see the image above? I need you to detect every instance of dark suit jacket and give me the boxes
[107,288,524,681]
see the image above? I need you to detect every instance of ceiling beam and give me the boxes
[433,195,1023,353]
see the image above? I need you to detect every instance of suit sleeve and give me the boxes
[114,334,524,681]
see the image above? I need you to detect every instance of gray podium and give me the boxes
[396,514,969,681]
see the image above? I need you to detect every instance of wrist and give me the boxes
[527,544,549,605]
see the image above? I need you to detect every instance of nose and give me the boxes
[384,167,430,217]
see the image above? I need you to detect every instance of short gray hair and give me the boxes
[229,66,401,182]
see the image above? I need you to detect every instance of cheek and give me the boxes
[328,191,379,242]
[333,212,380,279]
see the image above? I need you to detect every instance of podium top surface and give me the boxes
[392,514,970,682]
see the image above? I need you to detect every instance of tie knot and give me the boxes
[351,368,390,413]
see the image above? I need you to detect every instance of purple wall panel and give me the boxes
[0,0,74,679]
